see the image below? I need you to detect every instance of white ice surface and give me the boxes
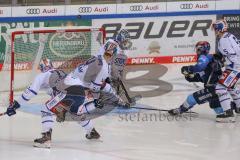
[1,64,240,160]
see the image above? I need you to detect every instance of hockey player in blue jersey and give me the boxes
[168,41,231,122]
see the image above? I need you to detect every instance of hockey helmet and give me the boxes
[104,41,118,57]
[195,41,210,55]
[39,58,53,72]
[212,20,228,33]
[115,29,132,50]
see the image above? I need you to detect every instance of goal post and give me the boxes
[0,27,106,107]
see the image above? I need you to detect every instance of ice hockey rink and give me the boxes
[0,64,240,160]
[1,64,240,160]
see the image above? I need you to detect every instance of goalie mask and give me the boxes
[195,41,210,58]
[115,29,132,50]
[39,58,53,72]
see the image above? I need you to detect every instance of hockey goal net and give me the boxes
[0,27,105,107]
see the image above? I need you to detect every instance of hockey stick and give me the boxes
[130,106,198,115]
[118,79,142,105]
[0,112,6,117]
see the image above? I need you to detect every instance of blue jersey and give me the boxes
[189,54,213,73]
[187,54,222,86]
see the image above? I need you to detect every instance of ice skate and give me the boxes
[85,128,100,140]
[168,105,188,116]
[33,129,52,148]
[231,101,240,114]
[216,109,235,123]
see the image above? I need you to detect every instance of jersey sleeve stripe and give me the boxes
[81,120,90,127]
[42,120,54,124]
[21,95,30,101]
[27,87,38,95]
[91,81,102,86]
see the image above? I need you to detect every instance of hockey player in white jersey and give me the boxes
[97,29,131,100]
[5,57,106,148]
[97,29,131,56]
[212,19,240,121]
[97,29,131,79]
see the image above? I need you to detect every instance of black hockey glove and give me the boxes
[181,66,193,76]
[105,77,112,84]
[6,100,20,116]
[94,99,104,109]
[213,53,225,68]
[185,73,202,82]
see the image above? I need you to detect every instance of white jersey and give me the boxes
[17,69,54,105]
[218,32,240,71]
[95,39,128,80]
[65,55,113,94]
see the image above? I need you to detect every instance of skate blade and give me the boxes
[87,138,103,142]
[33,141,51,149]
[216,117,236,123]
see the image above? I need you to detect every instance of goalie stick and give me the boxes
[118,79,142,105]
[118,80,197,115]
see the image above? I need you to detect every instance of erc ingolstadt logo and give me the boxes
[49,32,88,58]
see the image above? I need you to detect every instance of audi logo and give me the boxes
[180,4,193,9]
[78,7,92,13]
[130,5,143,12]
[26,8,40,14]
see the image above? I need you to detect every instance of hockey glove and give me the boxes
[181,66,192,76]
[185,73,202,82]
[94,99,104,109]
[118,101,131,109]
[105,77,112,84]
[6,100,20,116]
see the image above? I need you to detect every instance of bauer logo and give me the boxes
[49,32,88,58]
[26,8,40,14]
[102,20,212,39]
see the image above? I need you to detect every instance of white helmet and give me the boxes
[104,41,118,56]
[212,19,228,33]
[39,58,53,72]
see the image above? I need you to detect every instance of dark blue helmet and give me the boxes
[115,29,132,50]
[195,41,210,54]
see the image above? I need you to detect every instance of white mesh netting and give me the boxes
[0,27,105,107]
